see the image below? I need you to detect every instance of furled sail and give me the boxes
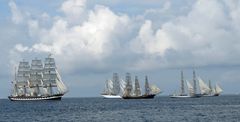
[198,77,211,95]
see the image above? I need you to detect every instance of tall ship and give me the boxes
[8,54,68,101]
[170,71,191,98]
[122,73,161,99]
[101,73,125,99]
[198,79,223,96]
[171,70,201,98]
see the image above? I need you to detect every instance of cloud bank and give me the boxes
[9,0,240,74]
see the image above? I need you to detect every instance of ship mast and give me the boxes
[145,76,150,95]
[16,60,30,96]
[208,80,212,95]
[112,73,120,95]
[43,54,57,95]
[30,58,44,96]
[134,76,141,96]
[180,70,185,95]
[193,70,197,95]
[124,73,132,97]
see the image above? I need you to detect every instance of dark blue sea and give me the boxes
[0,95,240,122]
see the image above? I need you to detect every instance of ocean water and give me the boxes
[0,95,240,122]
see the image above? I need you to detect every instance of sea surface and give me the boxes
[0,95,240,122]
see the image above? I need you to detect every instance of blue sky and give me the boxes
[0,0,240,98]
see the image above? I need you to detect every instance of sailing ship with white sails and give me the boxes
[8,54,68,101]
[170,71,190,98]
[198,79,223,96]
[171,70,201,98]
[101,73,125,98]
[122,73,161,99]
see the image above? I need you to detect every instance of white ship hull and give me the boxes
[170,95,192,98]
[101,95,122,99]
[201,94,216,97]
[170,94,202,98]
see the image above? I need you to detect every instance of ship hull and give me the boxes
[213,94,220,96]
[170,94,202,98]
[190,94,202,98]
[101,95,122,99]
[201,94,216,97]
[122,94,155,99]
[8,94,63,101]
[170,95,192,98]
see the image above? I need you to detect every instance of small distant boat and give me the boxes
[122,74,161,99]
[8,54,68,101]
[101,73,124,99]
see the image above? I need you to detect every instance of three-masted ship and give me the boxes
[8,54,68,101]
[122,73,161,99]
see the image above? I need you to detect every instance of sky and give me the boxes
[0,0,240,98]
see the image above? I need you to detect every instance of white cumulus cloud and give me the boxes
[8,1,23,24]
[8,0,240,72]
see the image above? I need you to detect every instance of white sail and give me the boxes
[123,73,132,97]
[29,58,44,96]
[186,80,194,96]
[16,61,30,96]
[120,79,126,95]
[215,84,223,94]
[109,80,114,93]
[198,77,211,95]
[56,70,68,94]
[103,80,109,94]
[102,79,113,95]
[212,88,216,94]
[17,61,30,83]
[150,85,161,95]
[42,55,57,86]
[112,73,120,95]
[12,82,18,96]
[134,76,141,96]
[145,76,150,95]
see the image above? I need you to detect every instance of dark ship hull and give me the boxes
[213,94,219,96]
[8,94,63,101]
[122,94,156,99]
